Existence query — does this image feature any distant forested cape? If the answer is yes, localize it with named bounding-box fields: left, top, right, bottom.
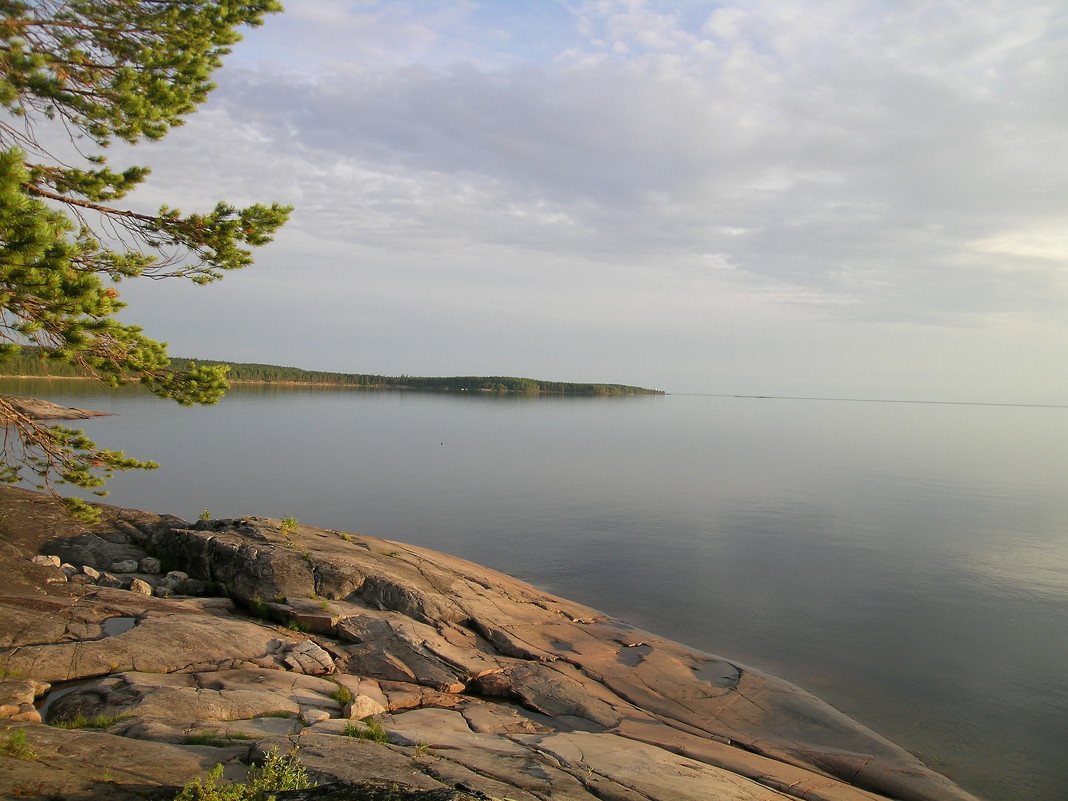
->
left=0, top=352, right=663, bottom=396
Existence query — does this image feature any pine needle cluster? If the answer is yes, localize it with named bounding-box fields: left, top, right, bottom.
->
left=0, top=1, right=290, bottom=518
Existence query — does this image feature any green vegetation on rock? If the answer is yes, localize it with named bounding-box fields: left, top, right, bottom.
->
left=51, top=711, right=125, bottom=730
left=175, top=748, right=315, bottom=801
left=343, top=718, right=389, bottom=743
left=0, top=729, right=37, bottom=760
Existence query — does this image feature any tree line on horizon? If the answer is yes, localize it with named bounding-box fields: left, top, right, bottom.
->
left=0, top=352, right=663, bottom=396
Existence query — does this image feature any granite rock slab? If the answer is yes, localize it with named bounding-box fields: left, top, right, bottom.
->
left=0, top=486, right=983, bottom=801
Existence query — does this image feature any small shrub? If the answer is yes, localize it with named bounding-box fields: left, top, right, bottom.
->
left=1, top=729, right=37, bottom=760
left=336, top=532, right=352, bottom=543
left=383, top=551, right=400, bottom=558
left=279, top=515, right=298, bottom=533
left=175, top=747, right=316, bottom=801
left=285, top=620, right=307, bottom=633
left=198, top=509, right=212, bottom=521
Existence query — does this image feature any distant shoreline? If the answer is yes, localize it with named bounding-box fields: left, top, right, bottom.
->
left=0, top=352, right=663, bottom=396
left=0, top=374, right=664, bottom=397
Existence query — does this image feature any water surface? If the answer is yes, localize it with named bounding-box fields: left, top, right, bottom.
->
left=6, top=378, right=1066, bottom=801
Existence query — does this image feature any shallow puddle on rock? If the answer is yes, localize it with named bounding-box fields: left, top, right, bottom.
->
left=691, top=659, right=741, bottom=688
left=616, top=643, right=652, bottom=667
left=101, top=616, right=137, bottom=637
left=35, top=677, right=100, bottom=721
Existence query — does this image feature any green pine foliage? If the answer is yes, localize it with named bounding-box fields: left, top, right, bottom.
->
left=0, top=1, right=290, bottom=519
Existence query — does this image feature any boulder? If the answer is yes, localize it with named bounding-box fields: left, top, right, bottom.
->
left=175, top=577, right=206, bottom=596
left=97, top=571, right=126, bottom=588
left=128, top=578, right=153, bottom=596
left=110, top=559, right=140, bottom=574
left=284, top=640, right=336, bottom=675
left=345, top=695, right=387, bottom=720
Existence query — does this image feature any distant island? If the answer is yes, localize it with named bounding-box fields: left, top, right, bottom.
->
left=0, top=352, right=664, bottom=396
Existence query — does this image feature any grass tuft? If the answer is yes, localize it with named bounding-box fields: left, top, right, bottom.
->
left=51, top=712, right=125, bottom=730
left=330, top=684, right=353, bottom=706
left=342, top=717, right=389, bottom=743
left=0, top=729, right=37, bottom=760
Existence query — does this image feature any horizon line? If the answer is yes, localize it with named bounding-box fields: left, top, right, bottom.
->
left=673, top=393, right=1068, bottom=410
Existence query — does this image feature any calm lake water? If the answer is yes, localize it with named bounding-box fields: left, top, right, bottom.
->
left=6, top=378, right=1067, bottom=801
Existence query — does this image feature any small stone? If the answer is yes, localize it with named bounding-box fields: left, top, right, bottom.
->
left=110, top=559, right=140, bottom=574
left=98, top=572, right=125, bottom=588
left=12, top=703, right=41, bottom=723
left=82, top=565, right=101, bottom=580
left=68, top=574, right=93, bottom=585
left=155, top=586, right=173, bottom=598
left=284, top=640, right=335, bottom=676
left=300, top=708, right=331, bottom=725
left=31, top=554, right=61, bottom=567
left=60, top=563, right=78, bottom=576
left=129, top=578, right=153, bottom=596
left=165, top=570, right=189, bottom=582
left=139, top=557, right=162, bottom=574
left=345, top=695, right=387, bottom=720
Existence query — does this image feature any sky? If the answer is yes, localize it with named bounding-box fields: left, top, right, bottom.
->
left=110, top=0, right=1068, bottom=402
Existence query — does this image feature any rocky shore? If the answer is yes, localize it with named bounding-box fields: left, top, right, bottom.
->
left=0, top=485, right=982, bottom=801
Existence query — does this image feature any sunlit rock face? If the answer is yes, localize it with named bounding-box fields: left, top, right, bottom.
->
left=0, top=486, right=980, bottom=801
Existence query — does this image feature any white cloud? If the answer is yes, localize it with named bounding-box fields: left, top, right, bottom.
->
left=102, top=0, right=1068, bottom=398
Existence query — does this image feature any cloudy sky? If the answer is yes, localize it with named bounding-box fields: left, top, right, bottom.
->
left=114, top=0, right=1068, bottom=402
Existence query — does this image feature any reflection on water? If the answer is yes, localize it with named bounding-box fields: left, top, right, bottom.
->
left=966, top=537, right=1068, bottom=600
left=4, top=380, right=1067, bottom=801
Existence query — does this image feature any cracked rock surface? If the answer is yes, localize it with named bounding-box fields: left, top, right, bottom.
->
left=0, top=486, right=982, bottom=801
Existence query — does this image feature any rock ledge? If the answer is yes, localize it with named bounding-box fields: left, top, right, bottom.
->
left=0, top=487, right=982, bottom=801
